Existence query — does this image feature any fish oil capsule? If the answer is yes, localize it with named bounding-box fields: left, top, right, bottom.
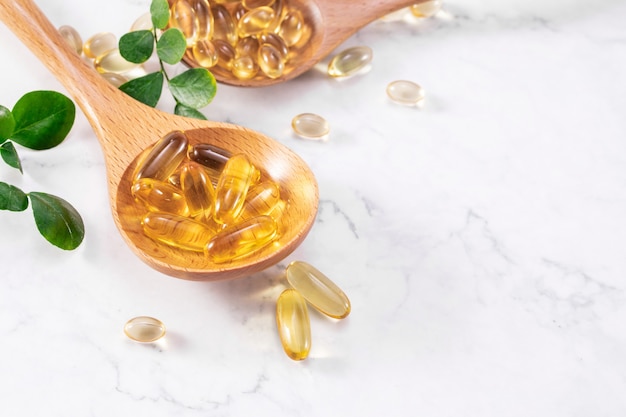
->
left=240, top=180, right=281, bottom=220
left=58, top=25, right=83, bottom=55
left=233, top=3, right=248, bottom=22
left=212, top=4, right=238, bottom=46
left=410, top=0, right=442, bottom=18
left=386, top=80, right=425, bottom=106
left=131, top=178, right=189, bottom=216
left=232, top=55, right=259, bottom=80
left=180, top=161, right=215, bottom=218
left=291, top=113, right=330, bottom=140
left=286, top=261, right=351, bottom=319
left=100, top=72, right=128, bottom=88
left=267, top=0, right=286, bottom=32
left=236, top=36, right=260, bottom=59
left=242, top=0, right=275, bottom=10
left=169, top=0, right=199, bottom=47
left=189, top=142, right=232, bottom=180
left=94, top=48, right=139, bottom=74
left=259, top=32, right=288, bottom=61
left=142, top=211, right=215, bottom=251
left=205, top=215, right=278, bottom=262
left=213, top=153, right=257, bottom=224
left=258, top=43, right=284, bottom=78
left=237, top=6, right=275, bottom=37
left=276, top=289, right=311, bottom=361
left=124, top=316, right=166, bottom=343
left=213, top=39, right=237, bottom=70
left=327, top=46, right=373, bottom=78
left=131, top=12, right=153, bottom=31
left=190, top=0, right=214, bottom=39
left=134, top=130, right=189, bottom=182
left=83, top=32, right=117, bottom=59
left=192, top=39, right=219, bottom=67
left=278, top=9, right=304, bottom=47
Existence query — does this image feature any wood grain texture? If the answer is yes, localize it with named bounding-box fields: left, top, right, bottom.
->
left=0, top=0, right=319, bottom=281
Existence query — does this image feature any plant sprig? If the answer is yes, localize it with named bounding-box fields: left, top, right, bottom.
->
left=0, top=91, right=84, bottom=250
left=118, top=0, right=216, bottom=119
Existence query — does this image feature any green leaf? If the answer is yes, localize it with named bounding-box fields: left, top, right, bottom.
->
left=156, top=28, right=187, bottom=65
left=119, top=72, right=164, bottom=108
left=28, top=191, right=84, bottom=250
left=0, top=105, right=15, bottom=142
left=0, top=182, right=28, bottom=211
left=0, top=141, right=22, bottom=173
left=174, top=103, right=207, bottom=120
left=119, top=30, right=154, bottom=64
left=11, top=91, right=75, bottom=150
left=151, top=0, right=171, bottom=30
left=169, top=68, right=217, bottom=109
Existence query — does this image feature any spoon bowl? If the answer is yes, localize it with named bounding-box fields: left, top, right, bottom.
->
left=180, top=0, right=430, bottom=87
left=0, top=0, right=319, bottom=281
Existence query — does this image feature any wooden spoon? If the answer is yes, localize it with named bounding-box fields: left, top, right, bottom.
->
left=0, top=0, right=319, bottom=281
left=182, top=0, right=431, bottom=87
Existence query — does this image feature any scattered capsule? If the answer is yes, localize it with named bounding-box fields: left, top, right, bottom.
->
left=124, top=316, right=166, bottom=343
left=291, top=113, right=330, bottom=140
left=327, top=46, right=373, bottom=78
left=205, top=215, right=277, bottom=262
left=278, top=9, right=304, bottom=47
left=170, top=0, right=200, bottom=47
left=213, top=153, right=257, bottom=224
left=286, top=261, right=351, bottom=319
left=131, top=178, right=189, bottom=216
left=237, top=6, right=275, bottom=37
left=213, top=39, right=237, bottom=70
left=276, top=289, right=311, bottom=360
left=142, top=211, right=215, bottom=251
left=100, top=72, right=128, bottom=88
left=212, top=4, right=238, bottom=46
left=131, top=12, right=153, bottom=31
left=180, top=161, right=215, bottom=218
left=240, top=180, right=281, bottom=220
left=94, top=48, right=139, bottom=74
left=410, top=0, right=442, bottom=18
left=134, top=130, right=189, bottom=182
left=192, top=39, right=219, bottom=68
left=232, top=55, right=259, bottom=80
left=83, top=32, right=117, bottom=59
left=58, top=25, right=83, bottom=55
left=386, top=80, right=425, bottom=106
left=258, top=43, right=285, bottom=78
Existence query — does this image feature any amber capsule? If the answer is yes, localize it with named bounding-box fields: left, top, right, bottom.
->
left=192, top=39, right=219, bottom=68
left=240, top=180, right=281, bottom=220
left=212, top=4, right=238, bottom=46
left=189, top=142, right=232, bottom=178
left=131, top=178, right=189, bottom=216
left=180, top=161, right=215, bottom=218
left=233, top=3, right=248, bottom=22
left=410, top=0, right=442, bottom=18
left=124, top=316, right=166, bottom=343
left=237, top=6, right=275, bottom=37
left=278, top=9, right=304, bottom=47
left=258, top=43, right=285, bottom=78
left=169, top=0, right=199, bottom=47
left=232, top=55, right=259, bottom=80
left=142, top=211, right=215, bottom=251
left=58, top=25, right=83, bottom=55
left=286, top=261, right=351, bottom=319
left=236, top=36, right=260, bottom=58
left=327, top=46, right=373, bottom=78
left=276, top=289, right=311, bottom=361
left=213, top=39, right=237, bottom=70
left=190, top=0, right=214, bottom=40
left=83, top=32, right=117, bottom=59
left=94, top=48, right=139, bottom=74
left=213, top=153, right=257, bottom=224
left=259, top=32, right=288, bottom=61
left=134, top=130, right=189, bottom=182
left=205, top=215, right=278, bottom=262
left=267, top=0, right=285, bottom=32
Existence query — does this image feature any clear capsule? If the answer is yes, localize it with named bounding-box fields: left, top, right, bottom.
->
left=286, top=261, right=351, bottom=319
left=58, top=25, right=83, bottom=55
left=94, top=48, right=139, bottom=74
left=189, top=142, right=232, bottom=181
left=205, top=215, right=278, bottom=262
left=278, top=9, right=304, bottom=47
left=240, top=180, right=281, bottom=220
left=237, top=6, right=275, bottom=37
left=212, top=4, right=238, bottom=46
left=131, top=12, right=153, bottom=31
left=180, top=161, right=215, bottom=218
left=100, top=72, right=128, bottom=88
left=213, top=153, right=257, bottom=224
left=258, top=43, right=285, bottom=78
left=142, top=211, right=215, bottom=251
left=191, top=0, right=214, bottom=40
left=236, top=36, right=260, bottom=58
left=232, top=55, right=259, bottom=80
left=213, top=39, right=237, bottom=70
left=291, top=113, right=329, bottom=140
left=386, top=80, right=425, bottom=106
left=327, top=46, right=373, bottom=78
left=83, top=32, right=117, bottom=59
left=134, top=130, right=189, bottom=182
left=192, top=39, right=219, bottom=67
left=131, top=178, right=189, bottom=216
left=258, top=32, right=288, bottom=61
left=410, top=0, right=442, bottom=18
left=276, top=289, right=311, bottom=361
left=124, top=316, right=166, bottom=343
left=169, top=0, right=199, bottom=47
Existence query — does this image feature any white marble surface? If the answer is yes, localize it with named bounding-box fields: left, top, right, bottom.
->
left=1, top=0, right=625, bottom=415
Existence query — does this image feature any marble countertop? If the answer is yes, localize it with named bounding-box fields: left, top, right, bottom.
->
left=1, top=0, right=625, bottom=415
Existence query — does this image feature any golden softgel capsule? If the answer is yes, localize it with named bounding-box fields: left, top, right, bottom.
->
left=205, top=215, right=278, bottom=262
left=286, top=261, right=351, bottom=319
left=213, top=153, right=257, bottom=224
left=134, top=130, right=189, bottom=182
left=327, top=46, right=373, bottom=78
left=142, top=211, right=215, bottom=251
left=180, top=161, right=215, bottom=219
left=276, top=289, right=311, bottom=360
left=131, top=177, right=189, bottom=216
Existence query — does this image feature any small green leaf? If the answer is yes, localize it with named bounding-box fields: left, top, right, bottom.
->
left=157, top=28, right=187, bottom=65
left=0, top=182, right=28, bottom=211
left=28, top=191, right=84, bottom=250
left=0, top=105, right=15, bottom=142
left=151, top=0, right=171, bottom=30
left=11, top=91, right=75, bottom=150
left=0, top=141, right=22, bottom=173
left=119, top=30, right=154, bottom=64
left=119, top=72, right=164, bottom=108
left=169, top=68, right=217, bottom=109
left=174, top=103, right=208, bottom=120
